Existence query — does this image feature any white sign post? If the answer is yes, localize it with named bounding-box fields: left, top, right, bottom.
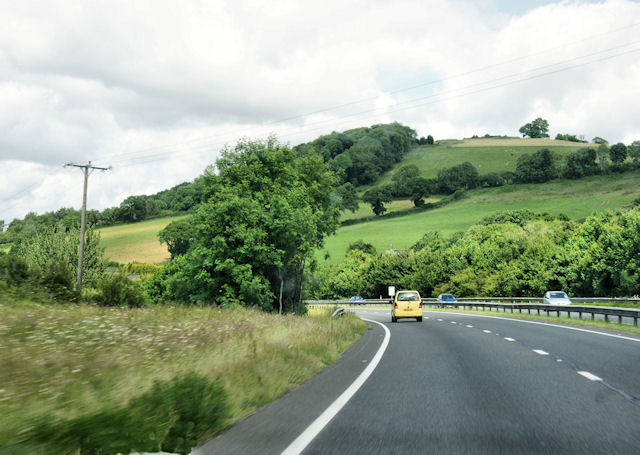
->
left=388, top=286, right=395, bottom=297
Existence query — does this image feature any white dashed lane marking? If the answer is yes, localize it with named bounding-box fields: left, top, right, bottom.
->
left=533, top=349, right=549, bottom=356
left=504, top=337, right=515, bottom=342
left=483, top=330, right=492, bottom=334
left=466, top=325, right=473, bottom=328
left=578, top=371, right=603, bottom=382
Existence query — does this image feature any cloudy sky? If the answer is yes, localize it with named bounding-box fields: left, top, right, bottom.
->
left=1, top=0, right=639, bottom=225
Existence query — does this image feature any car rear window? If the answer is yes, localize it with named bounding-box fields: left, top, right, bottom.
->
left=442, top=294, right=454, bottom=299
left=397, top=292, right=420, bottom=301
left=550, top=292, right=567, bottom=298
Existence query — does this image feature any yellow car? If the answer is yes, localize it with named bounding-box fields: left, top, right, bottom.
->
left=391, top=290, right=423, bottom=322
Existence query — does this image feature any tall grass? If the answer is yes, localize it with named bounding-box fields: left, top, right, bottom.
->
left=0, top=297, right=367, bottom=452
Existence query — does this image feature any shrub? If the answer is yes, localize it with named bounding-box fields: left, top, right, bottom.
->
left=41, top=260, right=78, bottom=301
left=94, top=273, right=148, bottom=307
left=121, top=262, right=163, bottom=277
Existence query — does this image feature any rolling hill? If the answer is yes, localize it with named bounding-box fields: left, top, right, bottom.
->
left=96, top=138, right=639, bottom=265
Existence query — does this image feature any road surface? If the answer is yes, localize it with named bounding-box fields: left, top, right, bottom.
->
left=196, top=309, right=640, bottom=454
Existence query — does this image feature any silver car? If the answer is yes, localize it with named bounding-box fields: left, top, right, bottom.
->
left=543, top=291, right=571, bottom=305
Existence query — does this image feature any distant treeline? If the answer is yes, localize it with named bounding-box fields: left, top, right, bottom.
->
left=1, top=179, right=206, bottom=243
left=293, top=122, right=418, bottom=186
left=2, top=122, right=421, bottom=242
left=309, top=207, right=640, bottom=300
left=361, top=142, right=640, bottom=216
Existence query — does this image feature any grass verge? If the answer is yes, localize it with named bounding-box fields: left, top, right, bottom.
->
left=0, top=296, right=367, bottom=453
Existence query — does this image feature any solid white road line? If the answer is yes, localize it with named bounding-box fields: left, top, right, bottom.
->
left=281, top=318, right=390, bottom=455
left=577, top=371, right=603, bottom=382
left=533, top=349, right=549, bottom=355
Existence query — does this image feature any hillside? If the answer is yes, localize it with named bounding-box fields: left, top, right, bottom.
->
left=320, top=170, right=640, bottom=263
left=375, top=137, right=587, bottom=185
left=94, top=138, right=637, bottom=265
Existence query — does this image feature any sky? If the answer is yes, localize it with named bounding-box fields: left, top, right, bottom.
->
left=1, top=0, right=640, bottom=226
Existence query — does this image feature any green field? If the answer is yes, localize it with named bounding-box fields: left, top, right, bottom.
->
left=98, top=215, right=187, bottom=264
left=320, top=171, right=640, bottom=263
left=92, top=138, right=636, bottom=266
left=376, top=138, right=586, bottom=186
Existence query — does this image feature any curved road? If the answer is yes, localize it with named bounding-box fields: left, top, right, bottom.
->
left=197, top=309, right=640, bottom=454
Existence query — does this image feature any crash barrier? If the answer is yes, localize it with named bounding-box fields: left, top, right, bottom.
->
left=304, top=299, right=640, bottom=326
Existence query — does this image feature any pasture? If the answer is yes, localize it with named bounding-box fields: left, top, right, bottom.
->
left=320, top=170, right=640, bottom=263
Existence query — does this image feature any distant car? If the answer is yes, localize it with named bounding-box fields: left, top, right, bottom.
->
left=349, top=296, right=365, bottom=302
left=543, top=291, right=571, bottom=305
left=391, top=290, right=423, bottom=322
left=437, top=293, right=457, bottom=307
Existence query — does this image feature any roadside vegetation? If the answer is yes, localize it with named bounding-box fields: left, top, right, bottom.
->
left=310, top=207, right=640, bottom=300
left=0, top=297, right=366, bottom=453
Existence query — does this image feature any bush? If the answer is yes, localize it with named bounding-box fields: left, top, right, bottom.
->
left=94, top=273, right=148, bottom=307
left=28, top=372, right=228, bottom=455
left=121, top=262, right=163, bottom=277
left=41, top=260, right=78, bottom=301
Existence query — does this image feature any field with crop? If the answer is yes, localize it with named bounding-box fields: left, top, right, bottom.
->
left=0, top=297, right=366, bottom=452
left=97, top=215, right=188, bottom=264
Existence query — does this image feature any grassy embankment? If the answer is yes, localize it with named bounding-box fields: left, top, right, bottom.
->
left=0, top=297, right=367, bottom=451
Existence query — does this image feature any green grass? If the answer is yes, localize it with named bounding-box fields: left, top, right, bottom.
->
left=0, top=297, right=367, bottom=451
left=377, top=138, right=586, bottom=185
left=97, top=215, right=188, bottom=264
left=320, top=171, right=640, bottom=263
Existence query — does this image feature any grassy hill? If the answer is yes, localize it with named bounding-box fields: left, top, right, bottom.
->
left=95, top=138, right=636, bottom=265
left=98, top=215, right=188, bottom=264
left=376, top=138, right=586, bottom=184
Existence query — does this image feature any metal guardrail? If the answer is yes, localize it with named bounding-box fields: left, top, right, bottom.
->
left=304, top=299, right=640, bottom=326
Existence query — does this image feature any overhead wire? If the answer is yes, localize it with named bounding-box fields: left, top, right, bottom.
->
left=91, top=21, right=640, bottom=168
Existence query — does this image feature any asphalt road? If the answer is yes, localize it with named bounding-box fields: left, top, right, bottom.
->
left=197, top=309, right=640, bottom=454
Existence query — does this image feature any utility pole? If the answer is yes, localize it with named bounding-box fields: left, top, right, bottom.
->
left=65, top=162, right=110, bottom=291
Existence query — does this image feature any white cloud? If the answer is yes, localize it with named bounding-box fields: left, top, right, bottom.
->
left=1, top=0, right=639, bottom=225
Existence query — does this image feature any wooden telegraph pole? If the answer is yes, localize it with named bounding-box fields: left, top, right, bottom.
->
left=65, top=162, right=110, bottom=291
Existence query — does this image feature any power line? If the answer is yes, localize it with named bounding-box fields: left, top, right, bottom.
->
left=91, top=21, right=640, bottom=168
left=95, top=41, right=640, bottom=169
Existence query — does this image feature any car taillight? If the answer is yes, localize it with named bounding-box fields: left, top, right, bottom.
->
left=394, top=301, right=398, bottom=308
left=419, top=300, right=422, bottom=308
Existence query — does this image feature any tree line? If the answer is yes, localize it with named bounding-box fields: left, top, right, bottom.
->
left=360, top=142, right=640, bottom=216
left=309, top=207, right=640, bottom=300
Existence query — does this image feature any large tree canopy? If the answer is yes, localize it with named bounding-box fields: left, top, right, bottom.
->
left=149, top=137, right=341, bottom=311
left=518, top=117, right=550, bottom=138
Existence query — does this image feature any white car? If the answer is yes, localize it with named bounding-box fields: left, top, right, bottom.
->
left=543, top=291, right=571, bottom=305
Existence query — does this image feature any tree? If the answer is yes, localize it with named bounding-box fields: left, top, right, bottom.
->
left=392, top=165, right=420, bottom=197
left=407, top=177, right=432, bottom=207
left=609, top=142, right=628, bottom=165
left=346, top=240, right=377, bottom=256
left=147, top=137, right=341, bottom=312
left=336, top=183, right=359, bottom=213
left=362, top=186, right=393, bottom=216
left=515, top=149, right=559, bottom=183
left=564, top=148, right=598, bottom=179
left=629, top=140, right=640, bottom=163
left=427, top=135, right=434, bottom=145
left=592, top=137, right=608, bottom=145
left=436, top=162, right=479, bottom=194
left=518, top=117, right=550, bottom=138
left=158, top=218, right=194, bottom=259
